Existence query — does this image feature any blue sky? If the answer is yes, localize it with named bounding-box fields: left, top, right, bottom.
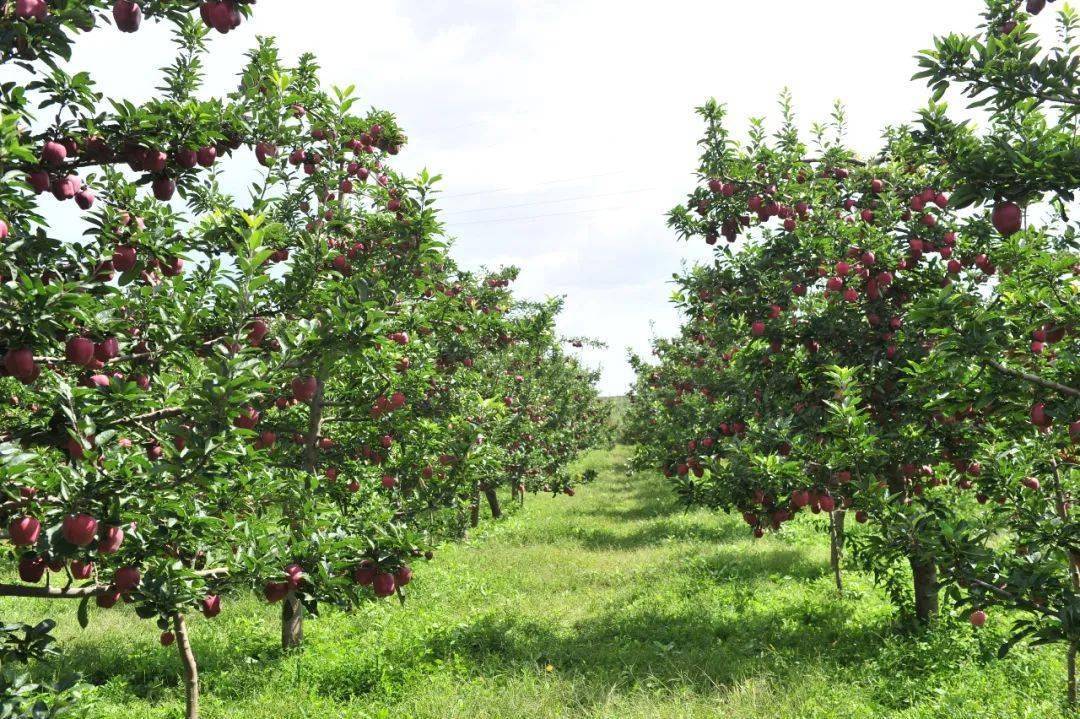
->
left=53, top=0, right=991, bottom=394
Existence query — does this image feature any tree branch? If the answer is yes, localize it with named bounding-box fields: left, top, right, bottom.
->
left=986, top=359, right=1080, bottom=398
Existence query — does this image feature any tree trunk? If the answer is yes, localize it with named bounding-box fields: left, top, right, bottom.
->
left=887, top=470, right=938, bottom=622
left=910, top=557, right=939, bottom=622
left=829, top=510, right=845, bottom=593
left=281, top=591, right=303, bottom=650
left=172, top=614, right=199, bottom=719
left=484, top=486, right=502, bottom=519
left=469, top=481, right=480, bottom=528
left=283, top=371, right=326, bottom=651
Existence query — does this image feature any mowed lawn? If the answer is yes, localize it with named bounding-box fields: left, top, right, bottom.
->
left=3, top=445, right=1070, bottom=718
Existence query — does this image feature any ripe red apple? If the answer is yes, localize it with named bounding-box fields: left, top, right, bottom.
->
left=992, top=202, right=1022, bottom=236
left=394, top=565, right=413, bottom=587
left=112, top=1, right=142, bottom=32
left=201, top=594, right=222, bottom=618
left=350, top=562, right=377, bottom=586
left=372, top=572, right=396, bottom=598
left=1070, top=420, right=1080, bottom=444
left=15, top=0, right=49, bottom=19
left=98, top=525, right=124, bottom=554
left=62, top=513, right=98, bottom=547
left=74, top=188, right=95, bottom=209
left=152, top=176, right=175, bottom=201
left=855, top=510, right=868, bottom=524
left=96, top=591, right=122, bottom=609
left=4, top=347, right=36, bottom=381
left=255, top=142, right=278, bottom=166
left=234, top=406, right=260, bottom=429
left=381, top=475, right=397, bottom=489
left=175, top=148, right=198, bottom=168
left=8, top=516, right=41, bottom=546
left=969, top=610, right=987, bottom=627
left=751, top=321, right=766, bottom=337
left=1021, top=477, right=1041, bottom=491
left=112, top=245, right=137, bottom=272
left=160, top=631, right=176, bottom=646
left=114, top=565, right=140, bottom=591
left=284, top=563, right=304, bottom=589
left=71, top=560, right=93, bottom=580
left=95, top=337, right=120, bottom=362
left=42, top=141, right=67, bottom=166
left=291, top=375, right=318, bottom=402
left=263, top=581, right=289, bottom=603
left=197, top=146, right=217, bottom=167
left=18, top=554, right=45, bottom=583
left=1030, top=402, right=1050, bottom=427
left=947, top=259, right=962, bottom=274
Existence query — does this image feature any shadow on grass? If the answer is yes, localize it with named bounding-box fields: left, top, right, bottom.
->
left=310, top=591, right=888, bottom=707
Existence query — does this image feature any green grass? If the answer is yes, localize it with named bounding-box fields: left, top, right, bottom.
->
left=3, top=446, right=1071, bottom=718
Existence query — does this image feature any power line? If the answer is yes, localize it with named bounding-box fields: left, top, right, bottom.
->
left=444, top=187, right=657, bottom=216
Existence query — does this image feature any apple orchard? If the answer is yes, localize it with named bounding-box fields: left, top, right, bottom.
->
left=0, top=1, right=608, bottom=717
left=2, top=0, right=1080, bottom=717
left=627, top=0, right=1079, bottom=708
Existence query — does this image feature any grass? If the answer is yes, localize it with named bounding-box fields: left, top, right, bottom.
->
left=3, top=445, right=1071, bottom=718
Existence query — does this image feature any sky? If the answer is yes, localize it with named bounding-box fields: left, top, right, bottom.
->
left=45, top=0, right=993, bottom=395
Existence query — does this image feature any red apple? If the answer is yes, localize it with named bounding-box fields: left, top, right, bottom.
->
left=394, top=565, right=413, bottom=587
left=969, top=610, right=987, bottom=627
left=201, top=595, right=222, bottom=618
left=114, top=565, right=140, bottom=591
left=62, top=513, right=98, bottom=547
left=70, top=560, right=93, bottom=580
left=8, top=516, right=40, bottom=546
left=352, top=561, right=376, bottom=586
left=112, top=244, right=137, bottom=272
left=18, top=554, right=45, bottom=583
left=112, top=1, right=142, bottom=32
left=373, top=572, right=396, bottom=597
left=98, top=525, right=124, bottom=554
left=291, top=375, right=318, bottom=402
left=992, top=202, right=1022, bottom=236
left=41, top=141, right=67, bottom=166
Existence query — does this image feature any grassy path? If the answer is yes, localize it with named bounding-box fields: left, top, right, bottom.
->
left=5, top=446, right=1069, bottom=718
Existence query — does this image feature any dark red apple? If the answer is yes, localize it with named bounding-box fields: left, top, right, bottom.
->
left=18, top=554, right=45, bottom=583
left=291, top=375, right=318, bottom=402
left=992, top=202, right=1022, bottom=236
left=352, top=561, right=376, bottom=586
left=372, top=572, right=396, bottom=597
left=114, top=566, right=141, bottom=591
left=112, top=1, right=142, bottom=32
left=394, top=565, right=413, bottom=586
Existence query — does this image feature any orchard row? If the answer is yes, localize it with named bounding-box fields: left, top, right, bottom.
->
left=628, top=0, right=1079, bottom=707
left=0, top=2, right=607, bottom=718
